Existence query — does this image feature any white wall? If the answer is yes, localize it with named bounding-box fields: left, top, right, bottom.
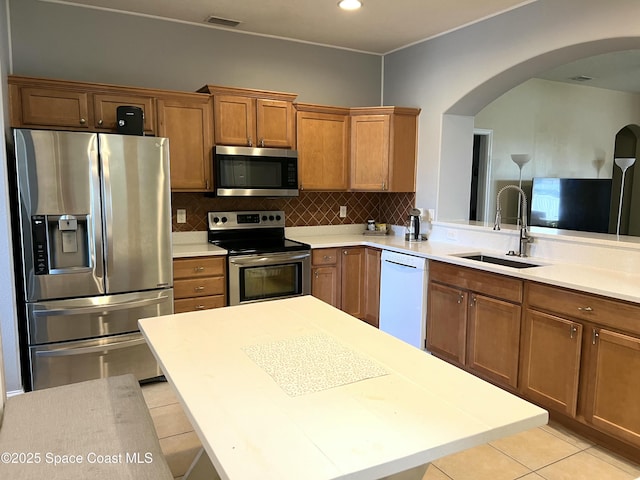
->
left=474, top=78, right=640, bottom=218
left=383, top=0, right=640, bottom=222
left=0, top=0, right=21, bottom=394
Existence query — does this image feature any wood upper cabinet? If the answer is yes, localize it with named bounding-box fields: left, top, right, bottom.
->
left=11, top=84, right=92, bottom=130
left=9, top=75, right=157, bottom=134
left=585, top=328, right=640, bottom=447
left=427, top=260, right=523, bottom=389
left=199, top=85, right=297, bottom=148
left=92, top=93, right=156, bottom=135
left=295, top=103, right=350, bottom=191
left=520, top=309, right=583, bottom=417
left=349, top=107, right=420, bottom=192
left=156, top=93, right=214, bottom=192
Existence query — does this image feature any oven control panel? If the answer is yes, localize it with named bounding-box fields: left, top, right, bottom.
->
left=208, top=211, right=285, bottom=230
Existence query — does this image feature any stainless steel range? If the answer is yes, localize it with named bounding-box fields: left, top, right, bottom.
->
left=207, top=211, right=310, bottom=305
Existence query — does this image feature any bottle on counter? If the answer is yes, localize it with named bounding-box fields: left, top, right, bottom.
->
left=367, top=219, right=376, bottom=231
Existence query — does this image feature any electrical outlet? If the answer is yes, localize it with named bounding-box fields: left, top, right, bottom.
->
left=177, top=209, right=187, bottom=224
left=428, top=209, right=435, bottom=221
left=339, top=206, right=347, bottom=218
left=445, top=229, right=457, bottom=241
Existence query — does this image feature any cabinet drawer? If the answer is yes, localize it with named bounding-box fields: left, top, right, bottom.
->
left=174, top=295, right=225, bottom=313
left=312, top=248, right=339, bottom=266
left=173, top=257, right=225, bottom=279
left=527, top=282, right=640, bottom=336
left=174, top=277, right=225, bottom=299
left=429, top=261, right=523, bottom=303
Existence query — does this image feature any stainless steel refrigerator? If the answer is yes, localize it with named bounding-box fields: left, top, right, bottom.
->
left=13, top=129, right=174, bottom=390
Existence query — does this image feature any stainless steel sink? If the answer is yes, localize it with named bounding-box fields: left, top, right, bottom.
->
left=459, top=254, right=540, bottom=269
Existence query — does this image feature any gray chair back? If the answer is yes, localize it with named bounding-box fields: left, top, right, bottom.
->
left=0, top=324, right=5, bottom=428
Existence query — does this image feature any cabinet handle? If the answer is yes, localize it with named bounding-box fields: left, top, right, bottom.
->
left=570, top=325, right=578, bottom=339
left=79, top=118, right=86, bottom=125
left=323, top=255, right=333, bottom=261
left=206, top=180, right=210, bottom=190
left=343, top=250, right=348, bottom=255
left=592, top=329, right=599, bottom=345
left=259, top=138, right=265, bottom=147
left=314, top=271, right=319, bottom=279
left=97, top=119, right=104, bottom=126
left=194, top=286, right=205, bottom=292
left=578, top=306, right=593, bottom=312
left=300, top=184, right=304, bottom=191
left=457, top=292, right=464, bottom=304
left=382, top=181, right=386, bottom=191
left=469, top=295, right=477, bottom=307
left=194, top=266, right=205, bottom=272
left=247, top=136, right=253, bottom=147
left=195, top=305, right=205, bottom=310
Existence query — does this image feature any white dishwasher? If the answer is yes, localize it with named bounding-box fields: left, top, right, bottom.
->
left=379, top=250, right=428, bottom=349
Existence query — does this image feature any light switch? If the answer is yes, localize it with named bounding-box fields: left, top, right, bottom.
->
left=177, top=209, right=187, bottom=224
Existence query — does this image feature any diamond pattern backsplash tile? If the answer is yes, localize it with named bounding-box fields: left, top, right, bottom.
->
left=171, top=192, right=415, bottom=231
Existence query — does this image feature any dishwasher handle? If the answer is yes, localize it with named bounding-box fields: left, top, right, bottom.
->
left=383, top=259, right=418, bottom=269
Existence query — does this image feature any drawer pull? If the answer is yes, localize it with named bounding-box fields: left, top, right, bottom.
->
left=194, top=286, right=205, bottom=292
left=195, top=305, right=205, bottom=310
left=578, top=306, right=593, bottom=312
left=323, top=255, right=333, bottom=261
left=194, top=266, right=205, bottom=272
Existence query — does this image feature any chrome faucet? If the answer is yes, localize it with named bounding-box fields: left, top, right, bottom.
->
left=493, top=185, right=533, bottom=257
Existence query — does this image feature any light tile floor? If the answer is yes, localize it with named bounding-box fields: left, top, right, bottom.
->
left=142, top=380, right=640, bottom=480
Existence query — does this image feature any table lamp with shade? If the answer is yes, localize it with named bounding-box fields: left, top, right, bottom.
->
left=614, top=157, right=636, bottom=236
left=511, top=154, right=531, bottom=226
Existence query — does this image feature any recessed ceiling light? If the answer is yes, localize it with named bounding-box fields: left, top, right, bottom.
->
left=338, top=0, right=362, bottom=11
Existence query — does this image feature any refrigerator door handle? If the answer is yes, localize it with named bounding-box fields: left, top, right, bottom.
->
left=32, top=295, right=171, bottom=317
left=34, top=337, right=147, bottom=357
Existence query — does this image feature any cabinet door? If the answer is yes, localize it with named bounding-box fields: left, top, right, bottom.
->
left=520, top=309, right=582, bottom=416
left=256, top=99, right=294, bottom=148
left=426, top=282, right=467, bottom=366
left=312, top=266, right=341, bottom=308
left=363, top=248, right=381, bottom=328
left=350, top=115, right=390, bottom=191
left=296, top=110, right=349, bottom=190
left=93, top=93, right=156, bottom=135
left=18, top=87, right=91, bottom=129
left=341, top=247, right=365, bottom=319
left=213, top=95, right=255, bottom=146
left=466, top=294, right=521, bottom=389
left=157, top=95, right=213, bottom=192
left=585, top=328, right=640, bottom=446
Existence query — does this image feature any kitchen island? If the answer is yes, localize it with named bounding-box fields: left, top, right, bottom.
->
left=139, top=295, right=547, bottom=480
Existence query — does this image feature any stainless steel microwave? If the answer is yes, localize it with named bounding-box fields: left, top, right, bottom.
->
left=213, top=145, right=299, bottom=197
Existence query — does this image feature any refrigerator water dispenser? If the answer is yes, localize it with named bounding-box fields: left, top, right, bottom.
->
left=33, top=214, right=91, bottom=273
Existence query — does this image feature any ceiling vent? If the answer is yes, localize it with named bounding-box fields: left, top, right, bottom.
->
left=569, top=75, right=593, bottom=82
left=204, top=15, right=242, bottom=27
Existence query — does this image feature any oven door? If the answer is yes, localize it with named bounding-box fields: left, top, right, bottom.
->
left=228, top=251, right=310, bottom=305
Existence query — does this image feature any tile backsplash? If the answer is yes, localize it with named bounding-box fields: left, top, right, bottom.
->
left=172, top=192, right=416, bottom=231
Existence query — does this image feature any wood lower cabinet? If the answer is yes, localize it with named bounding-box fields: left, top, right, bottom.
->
left=311, top=248, right=341, bottom=309
left=173, top=256, right=226, bottom=313
left=295, top=103, right=349, bottom=191
left=311, top=247, right=380, bottom=324
left=585, top=328, right=640, bottom=446
left=520, top=309, right=583, bottom=417
left=157, top=93, right=214, bottom=192
left=363, top=247, right=381, bottom=328
left=427, top=261, right=523, bottom=389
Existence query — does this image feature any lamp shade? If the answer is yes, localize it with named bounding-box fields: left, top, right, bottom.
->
left=614, top=157, right=636, bottom=171
left=511, top=154, right=531, bottom=168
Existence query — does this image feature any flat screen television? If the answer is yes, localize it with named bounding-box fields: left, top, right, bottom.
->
left=530, top=178, right=612, bottom=233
